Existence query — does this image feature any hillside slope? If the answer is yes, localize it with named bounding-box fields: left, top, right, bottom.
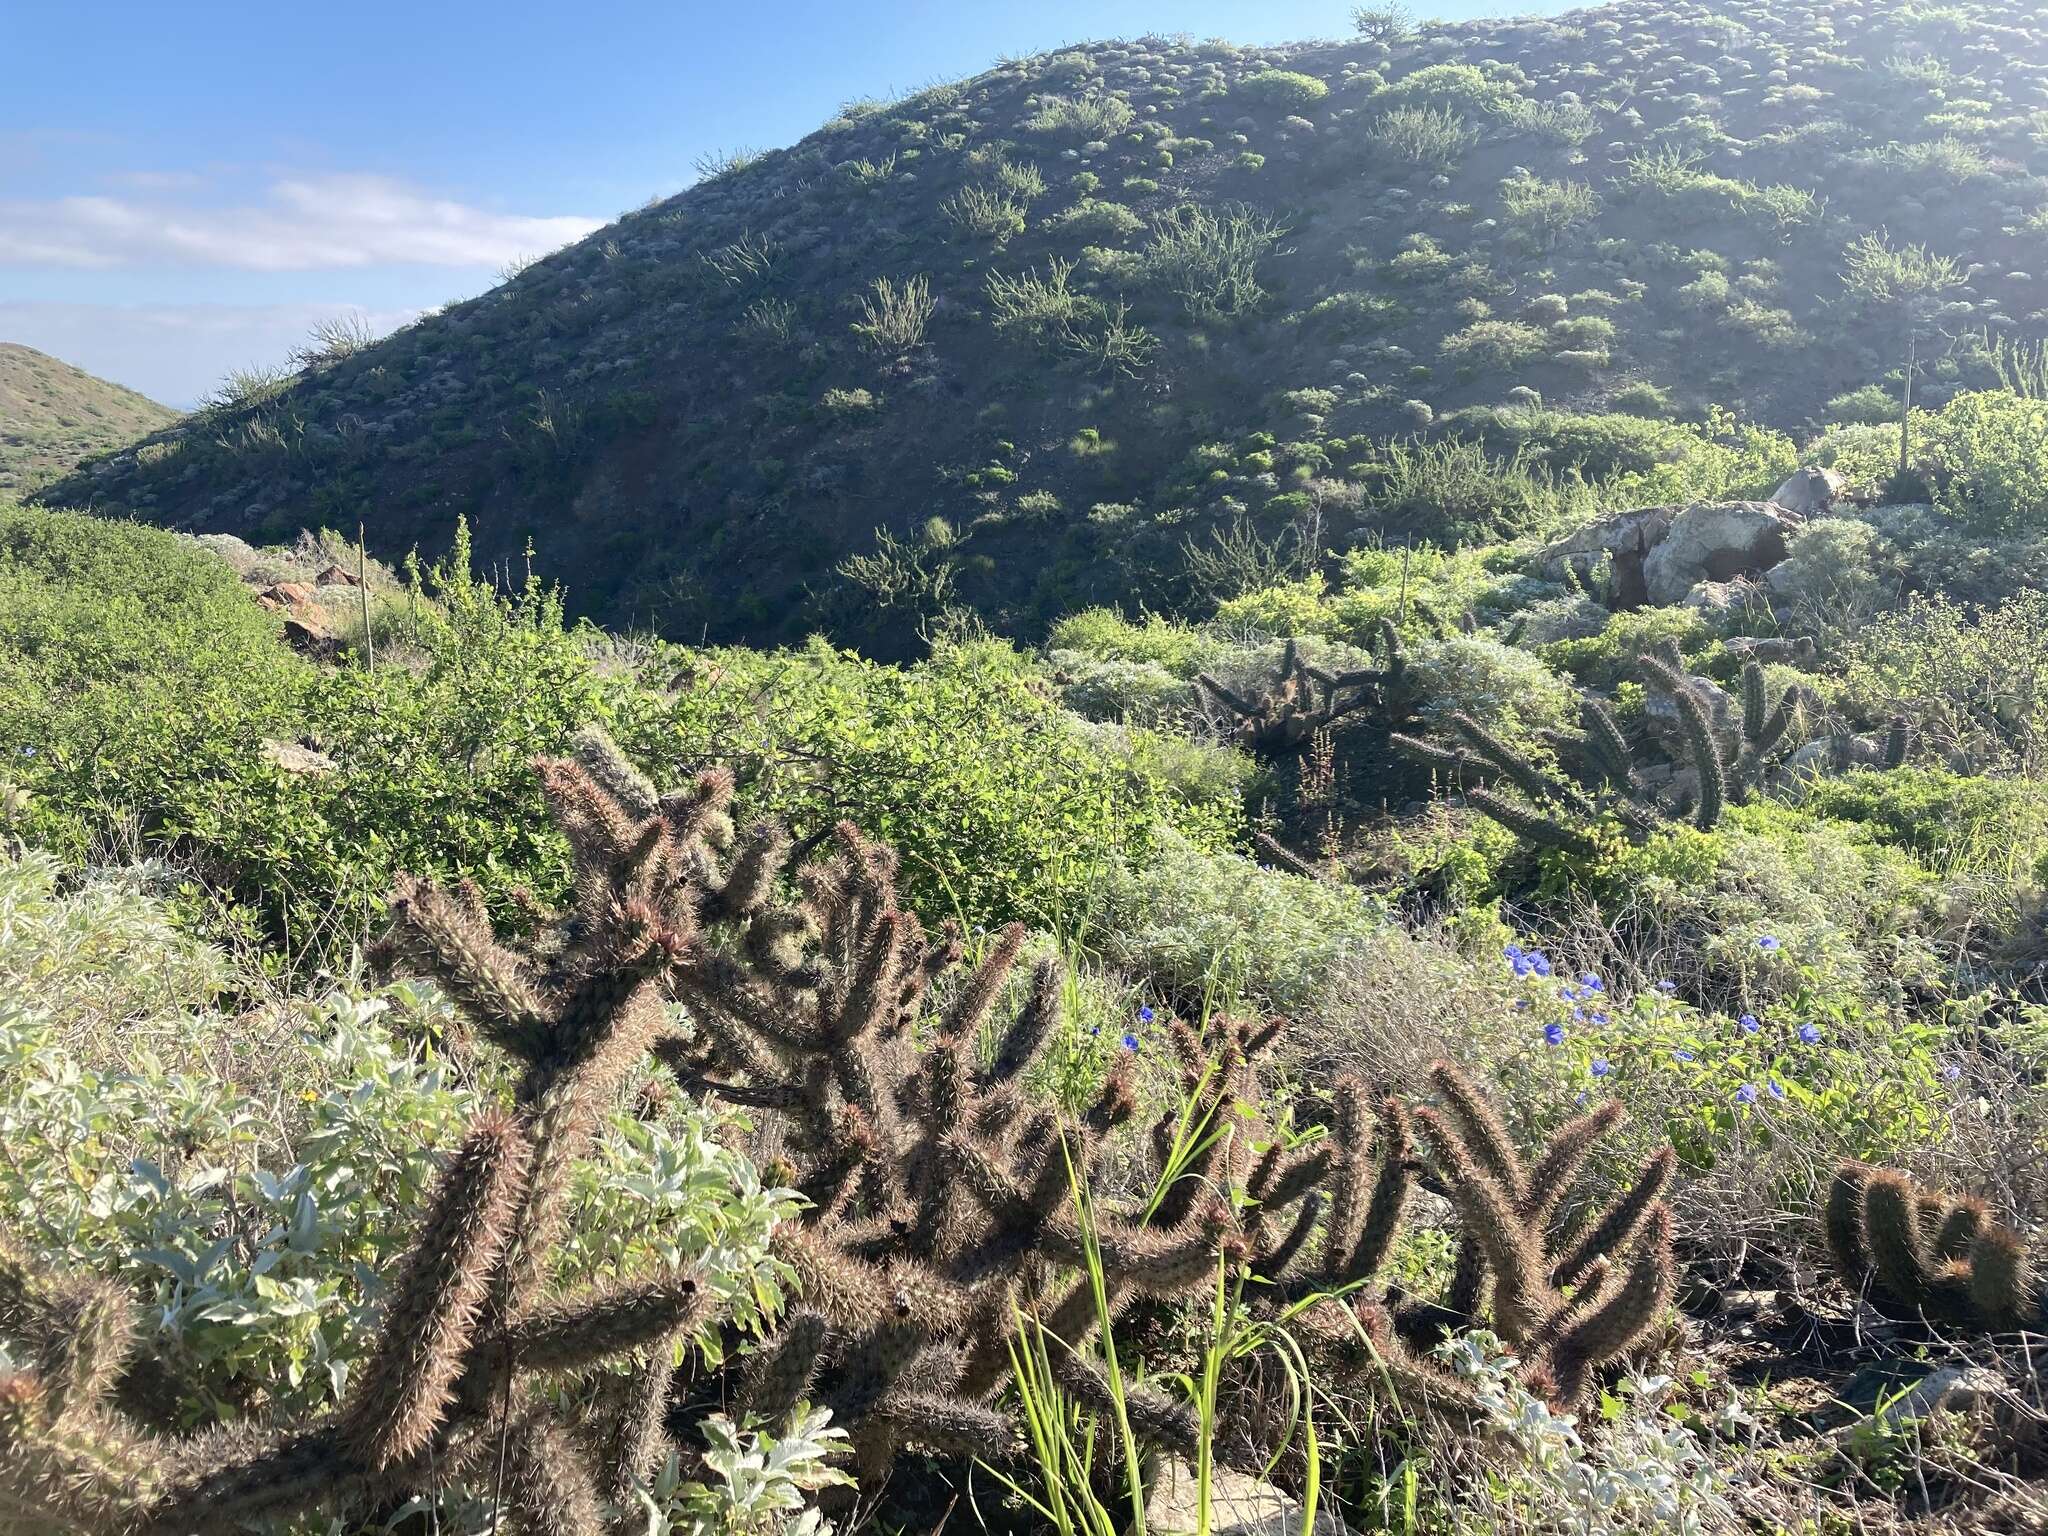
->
left=45, top=0, right=2048, bottom=650
left=1, top=344, right=178, bottom=494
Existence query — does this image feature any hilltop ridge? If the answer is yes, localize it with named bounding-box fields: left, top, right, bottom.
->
left=44, top=0, right=2048, bottom=650
left=0, top=343, right=179, bottom=494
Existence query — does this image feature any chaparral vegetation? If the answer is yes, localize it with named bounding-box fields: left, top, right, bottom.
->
left=11, top=0, right=2048, bottom=1532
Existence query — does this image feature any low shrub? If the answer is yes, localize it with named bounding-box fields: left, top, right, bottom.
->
left=1439, top=319, right=1549, bottom=369
left=1367, top=105, right=1477, bottom=175
left=1024, top=93, right=1136, bottom=138
left=1235, top=69, right=1328, bottom=109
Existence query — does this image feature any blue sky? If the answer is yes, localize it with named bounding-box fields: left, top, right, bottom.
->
left=0, top=0, right=1566, bottom=406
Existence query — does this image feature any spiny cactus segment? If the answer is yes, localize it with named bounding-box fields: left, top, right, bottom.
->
left=1395, top=650, right=1814, bottom=853
left=1194, top=631, right=1402, bottom=754
left=1826, top=1162, right=2046, bottom=1334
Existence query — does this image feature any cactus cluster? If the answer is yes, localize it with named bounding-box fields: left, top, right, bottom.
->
left=1194, top=628, right=1406, bottom=754
left=0, top=736, right=746, bottom=1532
left=1276, top=1064, right=1677, bottom=1421
left=1395, top=652, right=1810, bottom=854
left=1826, top=1163, right=2045, bottom=1334
left=0, top=728, right=1686, bottom=1527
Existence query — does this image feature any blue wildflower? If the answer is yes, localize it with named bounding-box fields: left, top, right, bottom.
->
left=1579, top=973, right=1604, bottom=994
left=1571, top=1007, right=1587, bottom=1023
left=1738, top=1014, right=1759, bottom=1035
left=1734, top=1083, right=1758, bottom=1105
left=1559, top=984, right=1582, bottom=1003
left=1591, top=1011, right=1609, bottom=1026
left=1513, top=998, right=1530, bottom=1013
left=1590, top=1058, right=1612, bottom=1078
left=1528, top=951, right=1554, bottom=978
left=1756, top=935, right=1781, bottom=952
left=1797, top=1023, right=1821, bottom=1046
left=1543, top=1023, right=1565, bottom=1047
left=1768, top=1078, right=1786, bottom=1099
left=1672, top=1048, right=1696, bottom=1062
left=1138, top=1005, right=1155, bottom=1024
left=1941, top=1061, right=1963, bottom=1082
left=1654, top=979, right=1678, bottom=994
left=1121, top=1032, right=1139, bottom=1052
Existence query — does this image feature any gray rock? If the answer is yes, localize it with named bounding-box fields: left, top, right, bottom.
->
left=262, top=740, right=338, bottom=776
left=1785, top=733, right=1890, bottom=777
left=1681, top=577, right=1759, bottom=613
left=1768, top=465, right=1848, bottom=517
left=1148, top=1458, right=1354, bottom=1536
left=1726, top=635, right=1816, bottom=666
left=1539, top=505, right=1674, bottom=606
left=1642, top=502, right=1801, bottom=607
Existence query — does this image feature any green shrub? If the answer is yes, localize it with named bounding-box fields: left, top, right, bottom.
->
left=1376, top=63, right=1523, bottom=116
left=1048, top=607, right=1221, bottom=674
left=1498, top=172, right=1600, bottom=245
left=821, top=386, right=878, bottom=414
left=1367, top=105, right=1477, bottom=174
left=1050, top=651, right=1191, bottom=726
left=3, top=511, right=1238, bottom=948
left=1351, top=4, right=1414, bottom=41
left=1919, top=390, right=2048, bottom=535
left=0, top=863, right=790, bottom=1425
left=1459, top=408, right=1794, bottom=505
left=1353, top=438, right=1596, bottom=541
left=1800, top=767, right=2048, bottom=889
left=941, top=181, right=1029, bottom=240
left=1405, top=633, right=1577, bottom=745
left=1213, top=575, right=1339, bottom=639
left=1137, top=202, right=1288, bottom=320
left=1235, top=69, right=1329, bottom=109
left=1324, top=542, right=1514, bottom=640
left=1826, top=383, right=1899, bottom=425
left=1621, top=148, right=1818, bottom=229
left=1612, top=382, right=1675, bottom=418
left=630, top=636, right=1242, bottom=929
left=1495, top=95, right=1598, bottom=146
left=1051, top=197, right=1148, bottom=242
left=1087, top=831, right=1387, bottom=1015
left=1024, top=93, right=1136, bottom=138
left=1768, top=519, right=1904, bottom=640
left=1844, top=589, right=2048, bottom=774
left=1439, top=319, right=1548, bottom=369
left=1543, top=607, right=1712, bottom=687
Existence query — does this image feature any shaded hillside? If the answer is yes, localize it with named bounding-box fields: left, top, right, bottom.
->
left=0, top=344, right=178, bottom=494
left=47, top=0, right=2048, bottom=650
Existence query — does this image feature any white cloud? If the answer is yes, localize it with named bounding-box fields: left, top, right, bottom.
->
left=0, top=173, right=602, bottom=271
left=0, top=301, right=426, bottom=409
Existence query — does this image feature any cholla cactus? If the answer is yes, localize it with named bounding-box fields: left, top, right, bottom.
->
left=1194, top=633, right=1394, bottom=753
left=1826, top=1162, right=2045, bottom=1333
left=1392, top=701, right=1659, bottom=856
left=1268, top=1063, right=1677, bottom=1420
left=0, top=734, right=744, bottom=1532
left=1395, top=651, right=1814, bottom=853
left=0, top=728, right=1688, bottom=1528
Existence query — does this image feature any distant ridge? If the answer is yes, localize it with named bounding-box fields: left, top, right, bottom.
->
left=0, top=343, right=179, bottom=495
left=43, top=0, right=2048, bottom=650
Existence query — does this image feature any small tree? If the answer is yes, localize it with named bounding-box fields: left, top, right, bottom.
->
left=1840, top=233, right=1970, bottom=480
left=1352, top=4, right=1415, bottom=40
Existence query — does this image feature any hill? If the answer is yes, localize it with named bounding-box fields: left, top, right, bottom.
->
left=0, top=343, right=179, bottom=495
left=43, top=0, right=2048, bottom=651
